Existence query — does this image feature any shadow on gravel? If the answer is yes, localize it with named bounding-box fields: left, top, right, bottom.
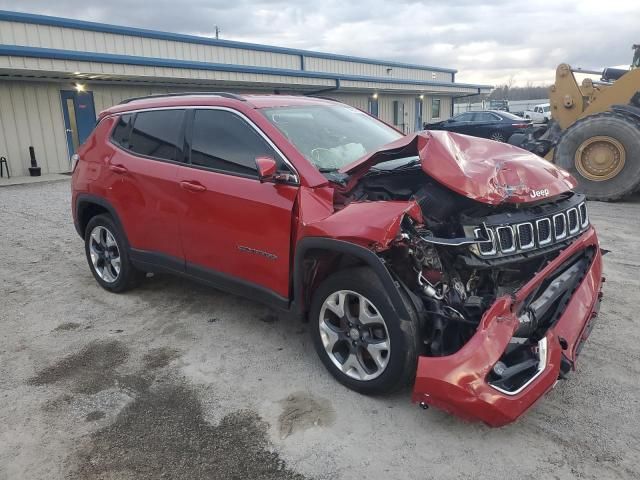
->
left=30, top=339, right=307, bottom=479
left=70, top=383, right=307, bottom=480
left=28, top=340, right=129, bottom=394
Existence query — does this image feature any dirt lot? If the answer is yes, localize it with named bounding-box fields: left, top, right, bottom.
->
left=1, top=180, right=639, bottom=480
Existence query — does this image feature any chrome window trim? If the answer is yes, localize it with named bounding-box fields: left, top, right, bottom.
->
left=106, top=105, right=300, bottom=185
left=553, top=213, right=567, bottom=240
left=536, top=218, right=552, bottom=246
left=496, top=225, right=516, bottom=253
left=490, top=337, right=548, bottom=396
left=516, top=222, right=535, bottom=250
left=567, top=208, right=580, bottom=235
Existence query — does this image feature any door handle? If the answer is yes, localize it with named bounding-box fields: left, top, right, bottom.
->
left=109, top=164, right=128, bottom=174
left=180, top=181, right=206, bottom=192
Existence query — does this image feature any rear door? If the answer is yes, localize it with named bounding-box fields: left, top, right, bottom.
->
left=106, top=109, right=186, bottom=264
left=177, top=108, right=298, bottom=301
left=470, top=112, right=500, bottom=137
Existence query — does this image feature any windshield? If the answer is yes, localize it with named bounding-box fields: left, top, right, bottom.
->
left=260, top=104, right=403, bottom=171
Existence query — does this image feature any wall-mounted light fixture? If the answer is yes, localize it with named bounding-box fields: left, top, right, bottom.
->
left=372, top=93, right=378, bottom=99
left=74, top=83, right=86, bottom=93
left=419, top=94, right=424, bottom=100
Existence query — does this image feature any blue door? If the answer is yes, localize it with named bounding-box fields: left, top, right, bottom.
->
left=415, top=98, right=423, bottom=131
left=60, top=90, right=97, bottom=163
left=368, top=98, right=379, bottom=117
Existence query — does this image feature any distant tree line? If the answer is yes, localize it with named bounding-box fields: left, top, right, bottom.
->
left=456, top=81, right=550, bottom=104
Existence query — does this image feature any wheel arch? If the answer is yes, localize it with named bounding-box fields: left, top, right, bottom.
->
left=292, top=237, right=410, bottom=322
left=75, top=194, right=125, bottom=241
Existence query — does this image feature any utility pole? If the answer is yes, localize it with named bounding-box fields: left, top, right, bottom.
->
left=215, top=26, right=220, bottom=40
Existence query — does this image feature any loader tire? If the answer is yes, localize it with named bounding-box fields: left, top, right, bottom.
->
left=554, top=112, right=640, bottom=201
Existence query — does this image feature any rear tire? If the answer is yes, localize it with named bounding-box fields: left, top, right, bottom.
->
left=309, top=267, right=420, bottom=395
left=84, top=214, right=143, bottom=293
left=554, top=112, right=640, bottom=201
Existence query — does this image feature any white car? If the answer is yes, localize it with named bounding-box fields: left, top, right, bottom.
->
left=524, top=103, right=551, bottom=123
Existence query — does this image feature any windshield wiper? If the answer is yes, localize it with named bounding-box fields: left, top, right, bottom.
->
left=318, top=167, right=339, bottom=173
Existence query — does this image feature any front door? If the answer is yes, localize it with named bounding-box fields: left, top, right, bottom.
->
left=178, top=108, right=298, bottom=301
left=61, top=90, right=97, bottom=166
left=393, top=100, right=406, bottom=133
left=415, top=98, right=423, bottom=131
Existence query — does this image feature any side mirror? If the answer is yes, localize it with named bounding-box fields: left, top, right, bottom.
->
left=255, top=156, right=277, bottom=182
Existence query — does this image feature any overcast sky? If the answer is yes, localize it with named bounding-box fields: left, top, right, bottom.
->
left=1, top=0, right=638, bottom=86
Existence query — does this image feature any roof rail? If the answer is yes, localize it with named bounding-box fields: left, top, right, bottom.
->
left=119, top=91, right=246, bottom=105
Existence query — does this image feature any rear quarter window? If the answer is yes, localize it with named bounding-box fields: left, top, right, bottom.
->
left=111, top=114, right=132, bottom=148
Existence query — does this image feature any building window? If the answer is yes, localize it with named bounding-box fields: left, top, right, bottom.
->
left=431, top=98, right=441, bottom=119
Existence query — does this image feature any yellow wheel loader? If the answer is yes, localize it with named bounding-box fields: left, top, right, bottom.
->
left=510, top=45, right=640, bottom=201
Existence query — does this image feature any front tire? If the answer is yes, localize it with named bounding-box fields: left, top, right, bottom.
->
left=309, top=267, right=420, bottom=395
left=84, top=214, right=143, bottom=293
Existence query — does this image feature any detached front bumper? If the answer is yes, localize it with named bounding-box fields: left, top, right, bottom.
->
left=412, top=227, right=604, bottom=427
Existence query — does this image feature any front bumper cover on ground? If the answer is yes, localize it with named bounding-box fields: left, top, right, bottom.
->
left=412, top=227, right=603, bottom=427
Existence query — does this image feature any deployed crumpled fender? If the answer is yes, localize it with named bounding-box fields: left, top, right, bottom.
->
left=301, top=198, right=422, bottom=250
left=341, top=131, right=577, bottom=204
left=293, top=186, right=421, bottom=320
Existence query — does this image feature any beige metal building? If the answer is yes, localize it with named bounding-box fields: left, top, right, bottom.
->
left=0, top=10, right=491, bottom=177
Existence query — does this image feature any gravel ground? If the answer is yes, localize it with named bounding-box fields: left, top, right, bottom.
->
left=1, top=180, right=639, bottom=480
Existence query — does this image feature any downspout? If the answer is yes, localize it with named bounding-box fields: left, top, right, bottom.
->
left=450, top=88, right=482, bottom=116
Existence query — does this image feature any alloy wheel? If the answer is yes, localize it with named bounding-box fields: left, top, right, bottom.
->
left=89, top=226, right=121, bottom=283
left=490, top=132, right=506, bottom=142
left=318, top=290, right=390, bottom=381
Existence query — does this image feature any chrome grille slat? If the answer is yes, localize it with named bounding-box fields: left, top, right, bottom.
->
left=579, top=202, right=588, bottom=228
left=474, top=227, right=496, bottom=255
left=496, top=226, right=516, bottom=253
left=567, top=208, right=579, bottom=234
left=553, top=213, right=567, bottom=240
left=536, top=218, right=552, bottom=246
left=473, top=202, right=589, bottom=258
left=517, top=223, right=535, bottom=249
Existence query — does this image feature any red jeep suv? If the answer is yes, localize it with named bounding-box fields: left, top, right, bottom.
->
left=72, top=93, right=604, bottom=426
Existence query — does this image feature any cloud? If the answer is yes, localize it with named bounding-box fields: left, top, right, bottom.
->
left=0, top=0, right=638, bottom=86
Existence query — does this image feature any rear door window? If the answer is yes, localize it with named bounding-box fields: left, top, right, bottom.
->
left=189, top=109, right=285, bottom=177
left=127, top=109, right=186, bottom=162
left=472, top=112, right=497, bottom=122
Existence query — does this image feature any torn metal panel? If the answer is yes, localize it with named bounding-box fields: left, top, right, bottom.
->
left=341, top=131, right=577, bottom=204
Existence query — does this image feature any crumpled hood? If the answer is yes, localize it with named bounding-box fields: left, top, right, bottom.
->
left=340, top=131, right=577, bottom=205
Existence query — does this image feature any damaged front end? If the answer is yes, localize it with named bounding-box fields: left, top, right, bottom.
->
left=330, top=131, right=604, bottom=426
